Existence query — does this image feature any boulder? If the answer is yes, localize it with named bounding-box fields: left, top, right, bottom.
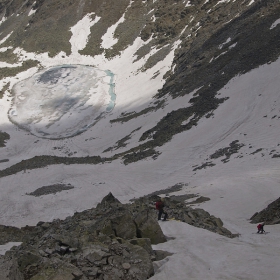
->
left=96, top=208, right=137, bottom=240
left=96, top=192, right=121, bottom=210
left=0, top=256, right=24, bottom=280
left=29, top=259, right=86, bottom=280
left=17, top=251, right=42, bottom=272
left=133, top=209, right=166, bottom=244
left=129, top=238, right=154, bottom=255
left=153, top=250, right=173, bottom=261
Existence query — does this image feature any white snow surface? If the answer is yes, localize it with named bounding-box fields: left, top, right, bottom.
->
left=28, top=8, right=36, bottom=16
left=101, top=0, right=133, bottom=49
left=215, top=0, right=231, bottom=7
left=248, top=0, right=255, bottom=6
left=0, top=46, right=12, bottom=52
left=101, top=15, right=124, bottom=49
left=270, top=18, right=280, bottom=30
left=0, top=61, right=22, bottom=68
left=0, top=12, right=280, bottom=280
left=0, top=16, right=7, bottom=26
left=70, top=13, right=100, bottom=54
left=0, top=242, right=22, bottom=255
left=0, top=31, right=13, bottom=45
left=152, top=221, right=280, bottom=280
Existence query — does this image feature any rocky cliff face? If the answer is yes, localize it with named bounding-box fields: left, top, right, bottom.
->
left=250, top=196, right=280, bottom=225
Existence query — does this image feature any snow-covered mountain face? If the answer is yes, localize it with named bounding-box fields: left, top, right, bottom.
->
left=0, top=0, right=280, bottom=278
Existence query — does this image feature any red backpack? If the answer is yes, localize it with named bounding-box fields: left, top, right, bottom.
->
left=155, top=201, right=163, bottom=210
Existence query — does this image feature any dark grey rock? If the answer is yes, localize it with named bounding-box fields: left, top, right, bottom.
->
left=250, top=197, right=280, bottom=224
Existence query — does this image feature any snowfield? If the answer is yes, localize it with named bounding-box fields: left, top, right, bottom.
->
left=0, top=10, right=280, bottom=280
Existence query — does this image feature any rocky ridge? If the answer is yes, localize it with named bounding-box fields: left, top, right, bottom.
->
left=0, top=192, right=237, bottom=279
left=250, top=197, right=280, bottom=225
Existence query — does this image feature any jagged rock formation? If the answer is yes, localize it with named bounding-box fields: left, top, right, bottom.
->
left=250, top=197, right=280, bottom=224
left=0, top=193, right=237, bottom=279
left=136, top=195, right=237, bottom=238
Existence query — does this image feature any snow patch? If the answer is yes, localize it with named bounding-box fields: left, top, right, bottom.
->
left=215, top=0, right=231, bottom=6
left=0, top=62, right=22, bottom=68
left=219, top=37, right=231, bottom=49
left=69, top=13, right=101, bottom=54
left=229, top=42, right=237, bottom=49
left=0, top=46, right=12, bottom=52
left=101, top=16, right=125, bottom=49
left=0, top=16, right=7, bottom=26
left=28, top=9, right=36, bottom=16
left=101, top=0, right=133, bottom=49
left=0, top=242, right=22, bottom=255
left=270, top=18, right=280, bottom=30
left=0, top=31, right=13, bottom=45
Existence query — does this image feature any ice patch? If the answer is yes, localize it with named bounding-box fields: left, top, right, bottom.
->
left=9, top=65, right=116, bottom=139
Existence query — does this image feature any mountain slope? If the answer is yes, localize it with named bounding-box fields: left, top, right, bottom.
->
left=0, top=0, right=280, bottom=279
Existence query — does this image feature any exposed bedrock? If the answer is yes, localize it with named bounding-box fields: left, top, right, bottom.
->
left=0, top=193, right=236, bottom=279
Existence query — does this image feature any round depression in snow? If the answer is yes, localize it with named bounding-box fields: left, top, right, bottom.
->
left=9, top=65, right=115, bottom=139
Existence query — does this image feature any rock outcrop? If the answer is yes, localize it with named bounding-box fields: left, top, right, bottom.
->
left=250, top=197, right=280, bottom=224
left=0, top=193, right=237, bottom=279
left=135, top=195, right=237, bottom=238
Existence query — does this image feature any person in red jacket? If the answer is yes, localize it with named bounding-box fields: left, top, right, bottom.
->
left=257, top=222, right=265, bottom=233
left=155, top=198, right=168, bottom=221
